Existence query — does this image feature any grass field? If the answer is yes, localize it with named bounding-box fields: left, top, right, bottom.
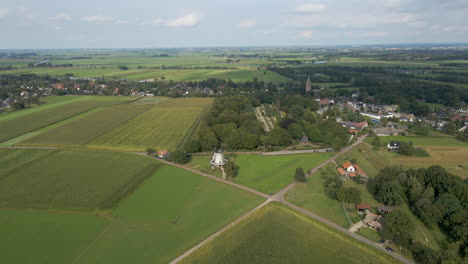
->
left=365, top=136, right=468, bottom=147
left=391, top=147, right=468, bottom=179
left=233, top=153, right=333, bottom=194
left=89, top=98, right=213, bottom=151
left=285, top=169, right=350, bottom=228
left=0, top=210, right=108, bottom=264
left=73, top=165, right=264, bottom=264
left=19, top=104, right=152, bottom=147
left=0, top=99, right=130, bottom=143
left=0, top=149, right=160, bottom=211
left=181, top=203, right=401, bottom=264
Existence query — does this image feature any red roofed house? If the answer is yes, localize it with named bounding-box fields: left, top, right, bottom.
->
left=337, top=161, right=367, bottom=179
left=157, top=150, right=168, bottom=159
left=356, top=203, right=371, bottom=212
left=341, top=121, right=368, bottom=134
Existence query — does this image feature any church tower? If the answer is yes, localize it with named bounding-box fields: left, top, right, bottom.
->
left=305, top=76, right=312, bottom=93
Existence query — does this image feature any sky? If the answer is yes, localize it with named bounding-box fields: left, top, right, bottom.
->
left=0, top=0, right=467, bottom=49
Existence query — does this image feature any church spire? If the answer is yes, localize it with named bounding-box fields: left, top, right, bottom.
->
left=305, top=76, right=312, bottom=93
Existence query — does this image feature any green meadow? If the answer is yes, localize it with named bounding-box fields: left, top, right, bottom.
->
left=0, top=210, right=108, bottom=264
left=233, top=153, right=333, bottom=194
left=74, top=165, right=264, bottom=264
left=364, top=136, right=468, bottom=148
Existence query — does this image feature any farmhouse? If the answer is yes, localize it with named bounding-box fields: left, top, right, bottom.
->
left=387, top=141, right=400, bottom=151
left=337, top=161, right=367, bottom=179
left=363, top=212, right=382, bottom=230
left=157, top=150, right=168, bottom=159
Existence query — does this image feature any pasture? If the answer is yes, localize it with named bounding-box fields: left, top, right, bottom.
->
left=365, top=136, right=468, bottom=147
left=285, top=168, right=350, bottom=228
left=0, top=210, right=107, bottom=264
left=233, top=153, right=333, bottom=194
left=73, top=165, right=264, bottom=264
left=19, top=104, right=152, bottom=147
left=180, top=203, right=401, bottom=264
left=337, top=143, right=392, bottom=177
left=0, top=98, right=130, bottom=143
left=392, top=147, right=468, bottom=179
left=0, top=148, right=160, bottom=211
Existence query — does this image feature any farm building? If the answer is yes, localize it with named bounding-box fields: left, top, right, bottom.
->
left=356, top=204, right=371, bottom=213
left=337, top=161, right=367, bottom=179
left=387, top=142, right=400, bottom=151
left=157, top=150, right=168, bottom=159
left=363, top=212, right=382, bottom=230
left=340, top=121, right=368, bottom=134
left=377, top=206, right=395, bottom=215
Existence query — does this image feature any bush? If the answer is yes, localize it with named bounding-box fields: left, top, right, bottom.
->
left=168, top=150, right=191, bottom=164
left=146, top=147, right=156, bottom=156
left=294, top=167, right=306, bottom=182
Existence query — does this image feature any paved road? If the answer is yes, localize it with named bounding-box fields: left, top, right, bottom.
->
left=262, top=148, right=334, bottom=155
left=4, top=136, right=413, bottom=264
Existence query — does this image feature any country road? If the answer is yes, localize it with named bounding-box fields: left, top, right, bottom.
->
left=2, top=134, right=414, bottom=264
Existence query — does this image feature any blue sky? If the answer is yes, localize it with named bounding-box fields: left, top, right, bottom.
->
left=0, top=0, right=467, bottom=49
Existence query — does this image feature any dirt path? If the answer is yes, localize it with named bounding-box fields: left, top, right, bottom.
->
left=168, top=199, right=271, bottom=264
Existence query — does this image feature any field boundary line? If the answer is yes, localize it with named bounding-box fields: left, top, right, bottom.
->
left=169, top=199, right=270, bottom=264
left=1, top=106, right=102, bottom=145
left=171, top=178, right=209, bottom=224
left=66, top=220, right=114, bottom=264
left=0, top=206, right=109, bottom=217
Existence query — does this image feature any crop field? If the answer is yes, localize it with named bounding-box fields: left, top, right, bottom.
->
left=233, top=153, right=333, bottom=194
left=0, top=210, right=108, bottom=264
left=181, top=203, right=401, bottom=264
left=19, top=104, right=152, bottom=147
left=73, top=165, right=264, bottom=264
left=365, top=136, right=468, bottom=147
left=0, top=148, right=160, bottom=211
left=132, top=96, right=168, bottom=104
left=89, top=98, right=213, bottom=151
left=0, top=148, right=54, bottom=175
left=285, top=169, right=349, bottom=228
left=0, top=95, right=85, bottom=123
left=89, top=107, right=200, bottom=151
left=0, top=99, right=129, bottom=143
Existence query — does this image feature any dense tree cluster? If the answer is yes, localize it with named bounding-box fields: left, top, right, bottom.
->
left=323, top=176, right=362, bottom=205
left=368, top=166, right=468, bottom=262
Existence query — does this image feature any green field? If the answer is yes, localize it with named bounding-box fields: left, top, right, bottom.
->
left=89, top=98, right=213, bottom=151
left=0, top=210, right=108, bottom=264
left=364, top=136, right=468, bottom=148
left=285, top=169, right=350, bottom=228
left=73, top=165, right=264, bottom=263
left=181, top=203, right=400, bottom=264
left=337, top=143, right=393, bottom=177
left=19, top=104, right=152, bottom=147
left=0, top=148, right=160, bottom=211
left=233, top=153, right=333, bottom=194
left=0, top=98, right=131, bottom=143
left=0, top=96, right=84, bottom=123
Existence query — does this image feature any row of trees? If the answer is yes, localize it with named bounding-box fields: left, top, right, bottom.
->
left=368, top=166, right=468, bottom=262
left=323, top=176, right=362, bottom=205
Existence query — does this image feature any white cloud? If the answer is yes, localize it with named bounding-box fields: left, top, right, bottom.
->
left=80, top=15, right=115, bottom=23
left=362, top=31, right=391, bottom=37
left=48, top=12, right=72, bottom=21
left=167, top=13, right=200, bottom=27
left=295, top=3, right=326, bottom=14
left=238, top=19, right=256, bottom=29
left=431, top=25, right=467, bottom=32
left=382, top=0, right=406, bottom=8
left=115, top=19, right=130, bottom=25
left=142, top=18, right=164, bottom=25
left=0, top=7, right=10, bottom=18
left=299, top=30, right=314, bottom=38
